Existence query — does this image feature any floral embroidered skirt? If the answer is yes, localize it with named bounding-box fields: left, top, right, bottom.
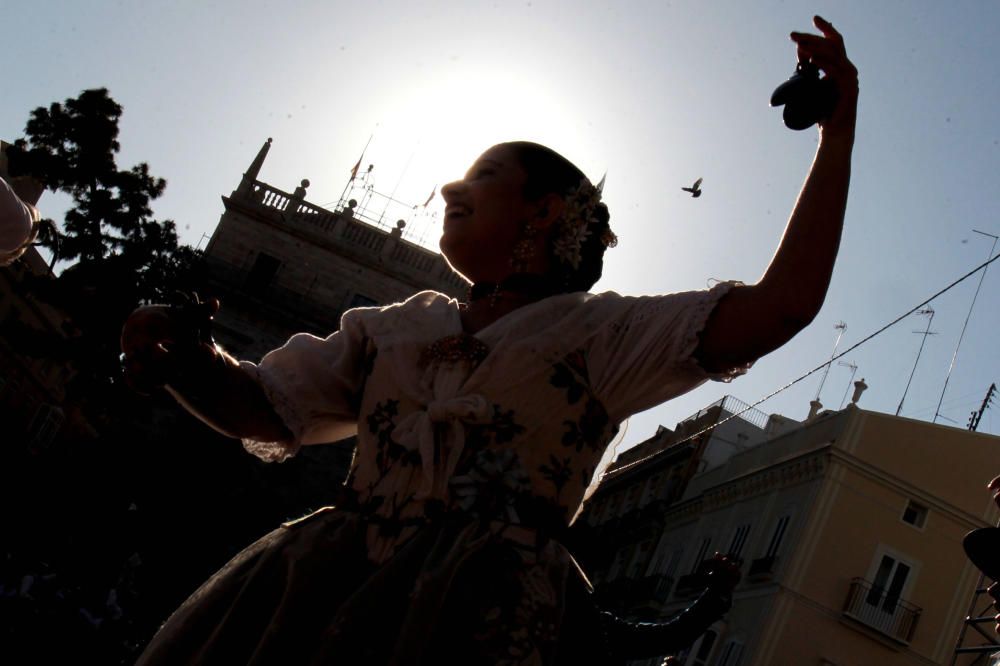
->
left=135, top=508, right=616, bottom=665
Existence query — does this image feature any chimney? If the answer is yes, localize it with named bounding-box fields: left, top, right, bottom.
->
left=851, top=378, right=868, bottom=406
left=807, top=399, right=823, bottom=420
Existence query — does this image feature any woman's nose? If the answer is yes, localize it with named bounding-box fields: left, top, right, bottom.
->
left=440, top=180, right=464, bottom=201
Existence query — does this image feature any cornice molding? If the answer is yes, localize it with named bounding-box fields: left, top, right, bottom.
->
left=700, top=450, right=830, bottom=512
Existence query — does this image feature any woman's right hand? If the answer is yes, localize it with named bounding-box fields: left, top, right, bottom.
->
left=120, top=300, right=220, bottom=395
left=790, top=15, right=859, bottom=141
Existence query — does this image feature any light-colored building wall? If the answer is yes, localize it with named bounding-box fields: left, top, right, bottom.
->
left=649, top=406, right=998, bottom=666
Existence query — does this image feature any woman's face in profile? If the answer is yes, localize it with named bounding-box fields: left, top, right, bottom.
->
left=438, top=145, right=539, bottom=282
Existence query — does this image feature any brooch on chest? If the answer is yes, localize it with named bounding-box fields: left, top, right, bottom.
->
left=421, top=334, right=490, bottom=366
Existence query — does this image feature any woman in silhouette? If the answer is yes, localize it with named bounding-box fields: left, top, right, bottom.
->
left=122, top=16, right=857, bottom=665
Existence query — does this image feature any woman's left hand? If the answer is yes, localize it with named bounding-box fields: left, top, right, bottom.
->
left=791, top=15, right=859, bottom=140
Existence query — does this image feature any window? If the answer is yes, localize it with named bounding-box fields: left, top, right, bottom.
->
left=728, top=523, right=751, bottom=559
left=622, top=485, right=640, bottom=513
left=866, top=555, right=912, bottom=613
left=588, top=499, right=606, bottom=523
left=692, top=536, right=712, bottom=572
left=628, top=540, right=652, bottom=578
left=641, top=473, right=662, bottom=505
left=244, top=252, right=281, bottom=294
left=661, top=474, right=681, bottom=501
left=603, top=494, right=621, bottom=521
left=765, top=515, right=790, bottom=559
left=663, top=547, right=684, bottom=579
left=716, top=640, right=744, bottom=666
left=690, top=629, right=717, bottom=665
left=901, top=501, right=928, bottom=529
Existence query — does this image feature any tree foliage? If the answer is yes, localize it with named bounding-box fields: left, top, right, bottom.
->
left=8, top=87, right=192, bottom=289
left=5, top=88, right=202, bottom=396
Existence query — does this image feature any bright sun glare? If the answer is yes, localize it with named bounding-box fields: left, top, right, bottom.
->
left=351, top=62, right=596, bottom=248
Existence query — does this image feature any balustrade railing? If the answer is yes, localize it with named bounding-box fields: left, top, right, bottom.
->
left=247, top=181, right=338, bottom=229
left=236, top=180, right=464, bottom=286
left=842, top=577, right=921, bottom=644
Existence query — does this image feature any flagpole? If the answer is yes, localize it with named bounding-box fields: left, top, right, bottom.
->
left=338, top=133, right=373, bottom=209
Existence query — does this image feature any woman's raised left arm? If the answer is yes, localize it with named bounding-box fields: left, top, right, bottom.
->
left=696, top=16, right=859, bottom=373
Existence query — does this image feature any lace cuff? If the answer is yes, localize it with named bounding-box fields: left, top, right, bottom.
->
left=678, top=280, right=753, bottom=383
left=238, top=360, right=303, bottom=463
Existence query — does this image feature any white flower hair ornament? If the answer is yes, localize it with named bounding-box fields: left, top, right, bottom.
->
left=551, top=175, right=617, bottom=271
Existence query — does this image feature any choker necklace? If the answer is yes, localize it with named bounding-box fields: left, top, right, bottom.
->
left=466, top=274, right=562, bottom=306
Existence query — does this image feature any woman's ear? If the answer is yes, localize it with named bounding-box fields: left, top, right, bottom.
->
left=533, top=193, right=565, bottom=230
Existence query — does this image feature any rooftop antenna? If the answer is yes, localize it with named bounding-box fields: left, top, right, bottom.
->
left=338, top=133, right=374, bottom=208
left=814, top=321, right=847, bottom=404
left=837, top=360, right=859, bottom=409
left=934, top=230, right=999, bottom=424
left=895, top=307, right=936, bottom=416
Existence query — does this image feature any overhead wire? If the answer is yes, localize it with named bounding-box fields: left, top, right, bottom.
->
left=601, top=250, right=1000, bottom=480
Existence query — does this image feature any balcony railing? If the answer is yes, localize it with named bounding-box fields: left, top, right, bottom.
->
left=593, top=573, right=679, bottom=615
left=628, top=575, right=676, bottom=608
left=748, top=555, right=778, bottom=581
left=674, top=571, right=707, bottom=598
left=652, top=575, right=675, bottom=603
left=842, top=578, right=922, bottom=644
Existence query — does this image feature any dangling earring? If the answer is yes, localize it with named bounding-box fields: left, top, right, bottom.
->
left=510, top=220, right=537, bottom=274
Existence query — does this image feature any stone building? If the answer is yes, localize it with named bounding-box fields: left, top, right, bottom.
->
left=201, top=138, right=466, bottom=361
left=581, top=398, right=999, bottom=666
left=577, top=395, right=789, bottom=614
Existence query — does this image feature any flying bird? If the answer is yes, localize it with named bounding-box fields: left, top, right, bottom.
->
left=682, top=177, right=703, bottom=198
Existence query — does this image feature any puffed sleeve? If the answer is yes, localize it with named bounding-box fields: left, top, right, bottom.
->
left=0, top=176, right=40, bottom=266
left=238, top=307, right=372, bottom=462
left=587, top=282, right=752, bottom=422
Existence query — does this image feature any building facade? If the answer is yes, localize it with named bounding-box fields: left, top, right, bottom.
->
left=582, top=401, right=999, bottom=666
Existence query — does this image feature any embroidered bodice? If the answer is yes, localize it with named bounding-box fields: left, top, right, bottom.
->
left=241, top=285, right=747, bottom=562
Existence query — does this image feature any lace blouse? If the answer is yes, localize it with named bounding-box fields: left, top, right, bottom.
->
left=239, top=284, right=748, bottom=563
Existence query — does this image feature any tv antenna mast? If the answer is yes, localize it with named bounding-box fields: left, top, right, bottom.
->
left=814, top=321, right=847, bottom=404
left=837, top=361, right=859, bottom=410
left=934, top=230, right=999, bottom=423
left=896, top=308, right=936, bottom=417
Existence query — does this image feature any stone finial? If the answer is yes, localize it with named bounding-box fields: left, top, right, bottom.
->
left=292, top=178, right=310, bottom=200
left=391, top=220, right=406, bottom=237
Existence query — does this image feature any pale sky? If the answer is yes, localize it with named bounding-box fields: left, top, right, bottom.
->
left=4, top=1, right=1000, bottom=455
